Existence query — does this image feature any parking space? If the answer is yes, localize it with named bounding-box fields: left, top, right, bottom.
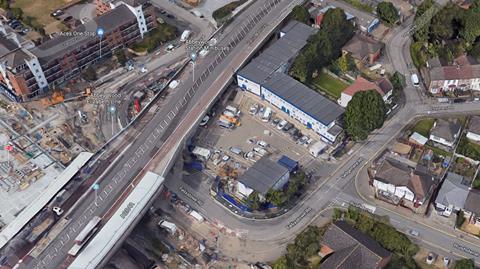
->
left=194, top=90, right=337, bottom=179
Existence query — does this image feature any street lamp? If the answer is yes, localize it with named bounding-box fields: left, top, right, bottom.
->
left=190, top=52, right=197, bottom=83
left=109, top=105, right=116, bottom=136
left=92, top=183, right=100, bottom=206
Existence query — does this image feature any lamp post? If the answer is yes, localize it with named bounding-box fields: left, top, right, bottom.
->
left=92, top=183, right=100, bottom=206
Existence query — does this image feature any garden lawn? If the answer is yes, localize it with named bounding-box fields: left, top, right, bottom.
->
left=11, top=0, right=69, bottom=27
left=309, top=72, right=349, bottom=99
left=412, top=118, right=435, bottom=137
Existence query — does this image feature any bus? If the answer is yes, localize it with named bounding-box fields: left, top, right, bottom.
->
left=68, top=216, right=101, bottom=256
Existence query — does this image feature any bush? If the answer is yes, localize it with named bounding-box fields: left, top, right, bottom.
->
left=456, top=211, right=466, bottom=228
left=212, top=0, right=246, bottom=23
left=82, top=66, right=97, bottom=82
left=131, top=24, right=178, bottom=53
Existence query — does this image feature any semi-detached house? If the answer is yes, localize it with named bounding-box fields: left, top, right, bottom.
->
left=236, top=21, right=344, bottom=143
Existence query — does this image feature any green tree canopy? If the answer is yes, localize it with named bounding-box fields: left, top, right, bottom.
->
left=344, top=90, right=386, bottom=141
left=290, top=8, right=354, bottom=82
left=377, top=2, right=399, bottom=25
left=454, top=258, right=475, bottom=269
left=290, top=5, right=310, bottom=24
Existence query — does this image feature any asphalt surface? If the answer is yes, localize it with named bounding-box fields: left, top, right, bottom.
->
left=21, top=1, right=301, bottom=268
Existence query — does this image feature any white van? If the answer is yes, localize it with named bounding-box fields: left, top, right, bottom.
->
left=261, top=107, right=272, bottom=122
left=180, top=30, right=191, bottom=42
left=411, top=74, right=419, bottom=87
left=225, top=105, right=239, bottom=115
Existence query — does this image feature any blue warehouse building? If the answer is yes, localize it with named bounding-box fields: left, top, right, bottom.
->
left=237, top=21, right=344, bottom=143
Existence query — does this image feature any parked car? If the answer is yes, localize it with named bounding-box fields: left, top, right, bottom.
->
left=426, top=253, right=436, bottom=265
left=271, top=118, right=280, bottom=126
left=229, top=147, right=243, bottom=155
left=51, top=9, right=64, bottom=17
left=52, top=207, right=64, bottom=216
left=282, top=123, right=293, bottom=132
left=199, top=115, right=210, bottom=127
left=277, top=120, right=287, bottom=130
left=408, top=229, right=419, bottom=237
left=249, top=104, right=258, bottom=115
left=443, top=257, right=450, bottom=266
left=257, top=140, right=269, bottom=148
left=288, top=127, right=299, bottom=137
left=299, top=135, right=309, bottom=145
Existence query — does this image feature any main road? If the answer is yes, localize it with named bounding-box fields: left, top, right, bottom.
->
left=21, top=0, right=305, bottom=268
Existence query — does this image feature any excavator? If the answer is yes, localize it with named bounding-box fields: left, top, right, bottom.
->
left=40, top=87, right=92, bottom=108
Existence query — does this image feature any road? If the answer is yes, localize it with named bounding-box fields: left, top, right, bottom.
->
left=20, top=0, right=300, bottom=268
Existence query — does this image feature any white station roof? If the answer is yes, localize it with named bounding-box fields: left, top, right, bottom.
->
left=68, top=171, right=165, bottom=269
left=0, top=152, right=93, bottom=249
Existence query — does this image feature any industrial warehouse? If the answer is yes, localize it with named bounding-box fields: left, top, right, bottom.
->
left=236, top=20, right=344, bottom=144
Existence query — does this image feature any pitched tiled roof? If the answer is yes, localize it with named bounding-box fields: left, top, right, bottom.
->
left=342, top=33, right=383, bottom=60
left=429, top=64, right=480, bottom=81
left=342, top=76, right=385, bottom=97
left=430, top=119, right=461, bottom=142
left=468, top=116, right=480, bottom=135
left=375, top=158, right=435, bottom=199
left=464, top=189, right=480, bottom=215
left=321, top=221, right=391, bottom=269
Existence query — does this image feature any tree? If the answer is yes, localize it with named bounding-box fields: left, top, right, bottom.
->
left=454, top=259, right=475, bottom=269
left=344, top=90, right=386, bottom=141
left=469, top=40, right=480, bottom=60
left=10, top=7, right=23, bottom=20
left=82, top=66, right=97, bottom=82
left=272, top=256, right=288, bottom=269
left=290, top=5, right=310, bottom=24
left=377, top=2, right=399, bottom=25
left=266, top=189, right=286, bottom=206
left=247, top=192, right=261, bottom=210
left=461, top=11, right=480, bottom=44
left=291, top=8, right=354, bottom=82
left=115, top=49, right=127, bottom=66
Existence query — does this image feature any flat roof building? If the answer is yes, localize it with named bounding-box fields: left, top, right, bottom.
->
left=237, top=21, right=344, bottom=143
left=0, top=2, right=156, bottom=101
left=236, top=157, right=290, bottom=197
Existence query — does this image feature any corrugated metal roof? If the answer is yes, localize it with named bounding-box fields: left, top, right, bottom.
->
left=238, top=157, right=289, bottom=194
left=238, top=21, right=343, bottom=125
left=264, top=73, right=344, bottom=125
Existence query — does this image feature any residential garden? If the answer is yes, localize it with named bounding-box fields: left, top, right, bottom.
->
left=130, top=23, right=178, bottom=53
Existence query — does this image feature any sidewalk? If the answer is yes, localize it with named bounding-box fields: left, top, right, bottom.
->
left=355, top=163, right=480, bottom=244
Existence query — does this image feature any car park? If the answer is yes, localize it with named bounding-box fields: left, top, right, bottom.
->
left=426, top=253, right=436, bottom=265
left=277, top=120, right=287, bottom=130
left=52, top=207, right=64, bottom=216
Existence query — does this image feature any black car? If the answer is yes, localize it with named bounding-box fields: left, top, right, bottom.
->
left=288, top=127, right=299, bottom=136
left=453, top=98, right=465, bottom=103
left=282, top=123, right=294, bottom=132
